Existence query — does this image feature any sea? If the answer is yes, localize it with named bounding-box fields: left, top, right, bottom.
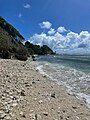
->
left=35, top=55, right=90, bottom=108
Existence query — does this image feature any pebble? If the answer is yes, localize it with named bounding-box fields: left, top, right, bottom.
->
left=43, top=112, right=48, bottom=116
left=60, top=116, right=63, bottom=119
left=0, top=111, right=6, bottom=119
left=11, top=103, right=18, bottom=107
left=43, top=75, right=46, bottom=78
left=38, top=100, right=43, bottom=104
left=20, top=111, right=26, bottom=118
left=72, top=106, right=77, bottom=109
left=37, top=114, right=42, bottom=120
left=57, top=111, right=60, bottom=114
left=51, top=92, right=56, bottom=98
left=62, top=110, right=65, bottom=113
left=5, top=115, right=11, bottom=120
left=20, top=90, right=25, bottom=96
left=32, top=81, right=36, bottom=84
left=29, top=113, right=36, bottom=120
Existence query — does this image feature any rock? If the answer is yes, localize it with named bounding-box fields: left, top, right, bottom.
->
left=34, top=98, right=37, bottom=100
left=9, top=112, right=14, bottom=117
left=36, top=69, right=39, bottom=72
left=60, top=116, right=63, bottom=119
left=38, top=92, right=40, bottom=95
left=20, top=90, right=25, bottom=96
left=57, top=111, right=60, bottom=114
left=67, top=115, right=70, bottom=118
left=72, top=106, right=77, bottom=109
left=37, top=79, right=40, bottom=81
left=20, top=111, right=26, bottom=118
left=25, top=84, right=30, bottom=87
left=43, top=75, right=46, bottom=78
left=43, top=112, right=48, bottom=116
left=65, top=118, right=69, bottom=120
left=5, top=115, right=11, bottom=120
left=38, top=100, right=43, bottom=104
left=29, top=110, right=34, bottom=113
left=29, top=113, right=36, bottom=120
left=37, top=114, right=42, bottom=120
left=11, top=102, right=18, bottom=107
left=0, top=111, right=6, bottom=119
left=6, top=74, right=10, bottom=77
left=5, top=108, right=10, bottom=114
left=62, top=110, right=65, bottom=113
left=32, top=81, right=36, bottom=84
left=51, top=92, right=56, bottom=98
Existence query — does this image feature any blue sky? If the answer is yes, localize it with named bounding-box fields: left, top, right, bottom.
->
left=0, top=0, right=90, bottom=54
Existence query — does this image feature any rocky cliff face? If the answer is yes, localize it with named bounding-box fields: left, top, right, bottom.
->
left=0, top=17, right=55, bottom=61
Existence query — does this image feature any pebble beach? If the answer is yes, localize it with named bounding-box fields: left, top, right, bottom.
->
left=0, top=58, right=90, bottom=120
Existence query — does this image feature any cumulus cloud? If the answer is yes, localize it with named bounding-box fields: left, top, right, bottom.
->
left=18, top=13, right=22, bottom=18
left=48, top=28, right=55, bottom=35
left=28, top=24, right=90, bottom=54
left=57, top=26, right=67, bottom=33
left=39, top=21, right=52, bottom=29
left=24, top=4, right=30, bottom=9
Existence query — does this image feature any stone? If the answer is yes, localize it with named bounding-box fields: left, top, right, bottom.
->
left=62, top=110, right=65, bottom=113
left=67, top=115, right=70, bottom=118
left=37, top=114, right=42, bottom=120
left=43, top=112, right=48, bottom=116
left=6, top=74, right=10, bottom=77
left=20, top=90, right=25, bottom=96
left=43, top=75, right=46, bottom=78
left=25, top=84, right=30, bottom=87
left=38, top=100, right=43, bottom=104
left=29, top=113, right=36, bottom=120
left=20, top=111, right=26, bottom=118
left=0, top=111, right=6, bottom=119
left=32, top=81, right=36, bottom=84
left=30, top=110, right=34, bottom=113
left=9, top=112, right=14, bottom=117
left=29, top=114, right=42, bottom=120
left=60, top=116, right=63, bottom=119
left=72, top=106, right=77, bottom=109
left=5, top=115, right=11, bottom=120
left=36, top=69, right=39, bottom=72
left=11, top=103, right=18, bottom=107
left=57, top=111, right=60, bottom=114
left=51, top=92, right=56, bottom=98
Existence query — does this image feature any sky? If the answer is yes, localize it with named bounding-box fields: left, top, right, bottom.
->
left=0, top=0, right=90, bottom=54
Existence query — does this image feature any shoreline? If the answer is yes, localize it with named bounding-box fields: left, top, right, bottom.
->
left=35, top=60, right=90, bottom=109
left=0, top=59, right=90, bottom=120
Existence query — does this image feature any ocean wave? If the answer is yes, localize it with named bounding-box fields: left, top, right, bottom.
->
left=35, top=58, right=90, bottom=108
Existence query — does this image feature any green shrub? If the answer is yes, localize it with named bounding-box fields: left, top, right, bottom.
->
left=0, top=33, right=11, bottom=58
left=1, top=49, right=10, bottom=59
left=15, top=45, right=28, bottom=61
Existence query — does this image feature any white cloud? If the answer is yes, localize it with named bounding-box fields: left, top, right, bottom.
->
left=18, top=13, right=22, bottom=18
left=57, top=26, right=67, bottom=33
left=28, top=26, right=90, bottom=54
left=24, top=4, right=30, bottom=9
left=48, top=28, right=56, bottom=35
left=39, top=21, right=52, bottom=29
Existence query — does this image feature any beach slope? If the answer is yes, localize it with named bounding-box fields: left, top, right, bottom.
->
left=0, top=59, right=90, bottom=120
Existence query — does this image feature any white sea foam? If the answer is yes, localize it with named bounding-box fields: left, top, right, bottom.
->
left=36, top=65, right=46, bottom=75
left=35, top=56, right=90, bottom=108
left=77, top=93, right=90, bottom=108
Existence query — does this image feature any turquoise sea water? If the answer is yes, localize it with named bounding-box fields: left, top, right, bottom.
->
left=36, top=55, right=90, bottom=107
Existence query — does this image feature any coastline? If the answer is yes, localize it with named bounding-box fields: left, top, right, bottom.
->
left=0, top=59, right=90, bottom=120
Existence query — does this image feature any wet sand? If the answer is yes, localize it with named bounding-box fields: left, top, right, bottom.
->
left=0, top=59, right=90, bottom=120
